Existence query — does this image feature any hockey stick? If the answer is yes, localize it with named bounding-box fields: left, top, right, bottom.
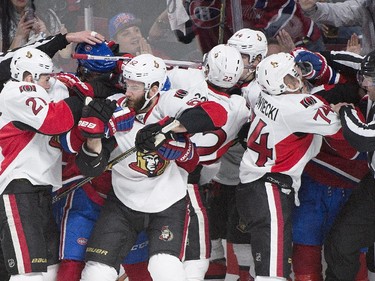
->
left=71, top=53, right=203, bottom=69
left=52, top=119, right=181, bottom=204
left=218, top=0, right=226, bottom=44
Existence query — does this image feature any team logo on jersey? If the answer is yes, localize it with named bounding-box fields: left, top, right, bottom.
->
left=77, top=237, right=88, bottom=245
left=300, top=96, right=317, bottom=108
left=129, top=151, right=169, bottom=177
left=159, top=226, right=174, bottom=242
left=19, top=84, right=36, bottom=93
left=189, top=0, right=221, bottom=28
left=174, top=89, right=188, bottom=99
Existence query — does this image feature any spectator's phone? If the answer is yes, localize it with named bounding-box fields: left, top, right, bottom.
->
left=25, top=9, right=35, bottom=21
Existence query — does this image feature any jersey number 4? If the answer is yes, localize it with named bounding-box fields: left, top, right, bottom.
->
left=247, top=119, right=273, bottom=166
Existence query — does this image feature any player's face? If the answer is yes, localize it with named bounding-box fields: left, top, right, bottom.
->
left=37, top=74, right=53, bottom=91
left=240, top=54, right=260, bottom=82
left=283, top=66, right=306, bottom=94
left=125, top=79, right=146, bottom=111
left=115, top=26, right=143, bottom=55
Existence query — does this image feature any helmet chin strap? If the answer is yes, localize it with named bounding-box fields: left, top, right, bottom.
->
left=139, top=88, right=159, bottom=111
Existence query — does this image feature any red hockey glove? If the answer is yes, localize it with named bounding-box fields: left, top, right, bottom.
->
left=135, top=117, right=175, bottom=152
left=71, top=81, right=95, bottom=99
left=55, top=73, right=81, bottom=88
left=104, top=98, right=136, bottom=137
left=78, top=98, right=117, bottom=138
left=157, top=133, right=195, bottom=162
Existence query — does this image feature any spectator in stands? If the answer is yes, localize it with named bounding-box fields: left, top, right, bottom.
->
left=299, top=0, right=374, bottom=55
left=0, top=0, right=62, bottom=52
left=172, top=0, right=324, bottom=53
left=108, top=12, right=152, bottom=56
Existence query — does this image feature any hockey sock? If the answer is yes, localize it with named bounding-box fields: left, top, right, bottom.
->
left=292, top=244, right=322, bottom=281
left=123, top=261, right=152, bottom=281
left=225, top=242, right=240, bottom=281
left=57, top=260, right=84, bottom=281
left=355, top=252, right=369, bottom=281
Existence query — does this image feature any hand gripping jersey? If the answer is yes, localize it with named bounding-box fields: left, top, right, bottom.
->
left=240, top=91, right=342, bottom=198
left=168, top=67, right=250, bottom=165
left=0, top=81, right=77, bottom=193
left=110, top=88, right=224, bottom=212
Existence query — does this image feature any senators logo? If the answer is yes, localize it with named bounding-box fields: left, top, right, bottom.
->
left=270, top=61, right=279, bottom=68
left=300, top=96, right=317, bottom=108
left=19, top=84, right=36, bottom=93
left=174, top=89, right=188, bottom=99
left=129, top=151, right=169, bottom=177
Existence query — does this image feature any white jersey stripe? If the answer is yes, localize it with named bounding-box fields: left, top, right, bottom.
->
left=266, top=182, right=279, bottom=276
left=3, top=195, right=25, bottom=273
left=187, top=184, right=208, bottom=259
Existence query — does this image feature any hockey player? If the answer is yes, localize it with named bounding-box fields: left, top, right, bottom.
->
left=206, top=29, right=268, bottom=281
left=75, top=53, right=227, bottom=281
left=0, top=47, right=103, bottom=280
left=236, top=52, right=342, bottom=281
left=325, top=50, right=375, bottom=281
left=51, top=41, right=152, bottom=281
left=166, top=43, right=249, bottom=281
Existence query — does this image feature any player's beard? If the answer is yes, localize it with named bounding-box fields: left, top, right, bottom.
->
left=128, top=94, right=147, bottom=113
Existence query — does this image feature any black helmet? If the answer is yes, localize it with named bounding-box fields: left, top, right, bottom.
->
left=359, top=50, right=375, bottom=77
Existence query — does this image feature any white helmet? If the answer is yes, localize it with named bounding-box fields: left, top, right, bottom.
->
left=204, top=44, right=244, bottom=88
left=256, top=52, right=301, bottom=96
left=228, top=28, right=268, bottom=63
left=123, top=54, right=167, bottom=91
left=10, top=47, right=54, bottom=81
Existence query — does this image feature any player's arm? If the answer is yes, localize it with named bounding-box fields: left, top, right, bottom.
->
left=334, top=104, right=375, bottom=152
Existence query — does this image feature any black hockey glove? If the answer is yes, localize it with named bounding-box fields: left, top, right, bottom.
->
left=78, top=98, right=117, bottom=138
left=135, top=117, right=175, bottom=152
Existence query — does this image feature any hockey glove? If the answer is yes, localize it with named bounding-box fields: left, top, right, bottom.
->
left=90, top=72, right=127, bottom=96
left=78, top=97, right=117, bottom=138
left=55, top=73, right=81, bottom=88
left=293, top=47, right=328, bottom=80
left=157, top=133, right=195, bottom=162
left=135, top=117, right=175, bottom=152
left=105, top=98, right=136, bottom=137
left=71, top=81, right=95, bottom=99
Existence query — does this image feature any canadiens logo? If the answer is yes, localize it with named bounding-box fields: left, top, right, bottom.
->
left=129, top=151, right=169, bottom=177
left=189, top=0, right=221, bottom=28
left=159, top=226, right=174, bottom=242
left=174, top=89, right=188, bottom=99
left=77, top=237, right=88, bottom=245
left=300, top=96, right=317, bottom=108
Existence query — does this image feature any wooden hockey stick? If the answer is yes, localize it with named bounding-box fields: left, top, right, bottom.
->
left=72, top=53, right=203, bottom=69
left=52, top=119, right=181, bottom=203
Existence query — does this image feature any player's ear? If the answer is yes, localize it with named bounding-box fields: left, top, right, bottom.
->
left=24, top=74, right=33, bottom=83
left=148, top=84, right=159, bottom=98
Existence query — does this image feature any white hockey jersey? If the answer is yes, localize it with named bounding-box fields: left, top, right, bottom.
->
left=110, top=89, right=206, bottom=213
left=168, top=67, right=250, bottom=165
left=0, top=81, right=70, bottom=194
left=240, top=91, right=342, bottom=194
